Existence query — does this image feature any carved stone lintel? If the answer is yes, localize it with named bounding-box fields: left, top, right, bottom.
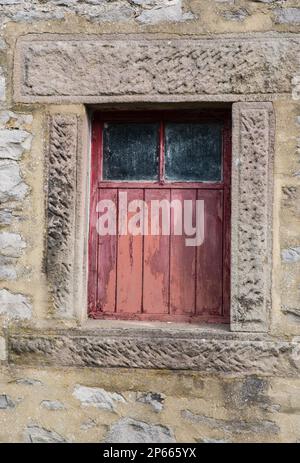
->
left=46, top=114, right=78, bottom=316
left=14, top=34, right=300, bottom=103
left=231, top=103, right=274, bottom=332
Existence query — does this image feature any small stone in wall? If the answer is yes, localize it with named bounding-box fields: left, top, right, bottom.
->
left=0, top=256, right=17, bottom=280
left=0, top=0, right=24, bottom=3
left=289, top=343, right=300, bottom=371
left=0, top=209, right=13, bottom=226
left=26, top=425, right=67, bottom=443
left=182, top=410, right=279, bottom=435
left=0, top=232, right=26, bottom=258
left=11, top=10, right=65, bottom=23
left=0, top=394, right=15, bottom=409
left=136, top=392, right=165, bottom=412
left=275, top=8, right=300, bottom=24
left=0, top=129, right=32, bottom=160
left=0, top=289, right=32, bottom=320
left=223, top=376, right=269, bottom=409
left=131, top=0, right=156, bottom=4
left=282, top=305, right=300, bottom=319
left=0, top=68, right=5, bottom=102
left=76, top=2, right=134, bottom=22
left=136, top=0, right=195, bottom=24
left=73, top=385, right=126, bottom=411
left=198, top=437, right=231, bottom=443
left=0, top=111, right=33, bottom=130
left=15, top=378, right=43, bottom=386
left=0, top=336, right=6, bottom=361
left=104, top=418, right=176, bottom=443
left=281, top=247, right=300, bottom=263
left=251, top=0, right=283, bottom=3
left=282, top=185, right=298, bottom=203
left=0, top=38, right=6, bottom=50
left=40, top=400, right=65, bottom=410
left=0, top=160, right=29, bottom=202
left=0, top=232, right=26, bottom=280
left=80, top=418, right=97, bottom=430
left=222, top=8, right=249, bottom=21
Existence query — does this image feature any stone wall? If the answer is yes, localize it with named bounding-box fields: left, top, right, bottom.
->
left=0, top=0, right=300, bottom=443
left=1, top=365, right=300, bottom=443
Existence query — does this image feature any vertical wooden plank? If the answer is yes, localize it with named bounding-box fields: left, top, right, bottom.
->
left=143, top=189, right=170, bottom=314
left=88, top=119, right=102, bottom=315
left=97, top=188, right=117, bottom=313
left=222, top=124, right=231, bottom=319
left=117, top=189, right=143, bottom=313
left=88, top=187, right=99, bottom=314
left=196, top=190, right=223, bottom=316
left=170, top=189, right=196, bottom=315
left=222, top=184, right=231, bottom=318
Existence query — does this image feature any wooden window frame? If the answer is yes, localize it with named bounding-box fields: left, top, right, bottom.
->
left=88, top=110, right=231, bottom=324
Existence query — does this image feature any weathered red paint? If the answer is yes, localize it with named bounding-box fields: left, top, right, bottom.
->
left=170, top=189, right=196, bottom=315
left=97, top=188, right=117, bottom=313
left=88, top=110, right=231, bottom=324
left=143, top=189, right=170, bottom=314
left=117, top=189, right=143, bottom=313
left=196, top=189, right=223, bottom=315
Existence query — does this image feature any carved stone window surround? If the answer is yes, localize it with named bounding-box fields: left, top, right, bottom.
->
left=7, top=33, right=283, bottom=369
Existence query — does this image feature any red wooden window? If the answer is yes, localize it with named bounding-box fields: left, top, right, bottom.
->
left=88, top=111, right=231, bottom=324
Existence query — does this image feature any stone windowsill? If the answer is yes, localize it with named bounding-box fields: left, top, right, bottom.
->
left=6, top=319, right=300, bottom=376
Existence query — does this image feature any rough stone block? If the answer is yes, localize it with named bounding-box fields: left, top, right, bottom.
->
left=104, top=418, right=175, bottom=443
left=0, top=160, right=28, bottom=202
left=136, top=392, right=165, bottom=412
left=0, top=289, right=32, bottom=319
left=282, top=247, right=300, bottom=263
left=136, top=0, right=195, bottom=24
left=0, top=394, right=15, bottom=409
left=0, top=129, right=32, bottom=160
left=223, top=376, right=269, bottom=409
left=73, top=385, right=126, bottom=411
left=0, top=256, right=17, bottom=280
left=0, top=336, right=6, bottom=361
left=182, top=410, right=279, bottom=435
left=0, top=68, right=5, bottom=102
left=15, top=378, right=42, bottom=386
left=222, top=8, right=249, bottom=22
left=0, top=0, right=24, bottom=3
left=275, top=8, right=300, bottom=24
left=0, top=232, right=26, bottom=257
left=26, top=425, right=66, bottom=443
left=40, top=400, right=65, bottom=410
left=0, top=209, right=13, bottom=226
left=0, top=111, right=33, bottom=130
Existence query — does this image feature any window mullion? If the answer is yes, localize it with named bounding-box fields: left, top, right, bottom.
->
left=159, top=120, right=165, bottom=184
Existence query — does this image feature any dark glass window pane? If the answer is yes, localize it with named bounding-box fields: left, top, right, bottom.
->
left=103, top=123, right=159, bottom=181
left=165, top=123, right=222, bottom=182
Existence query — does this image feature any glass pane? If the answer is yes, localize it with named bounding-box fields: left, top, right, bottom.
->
left=165, top=123, right=222, bottom=182
left=103, top=123, right=159, bottom=181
